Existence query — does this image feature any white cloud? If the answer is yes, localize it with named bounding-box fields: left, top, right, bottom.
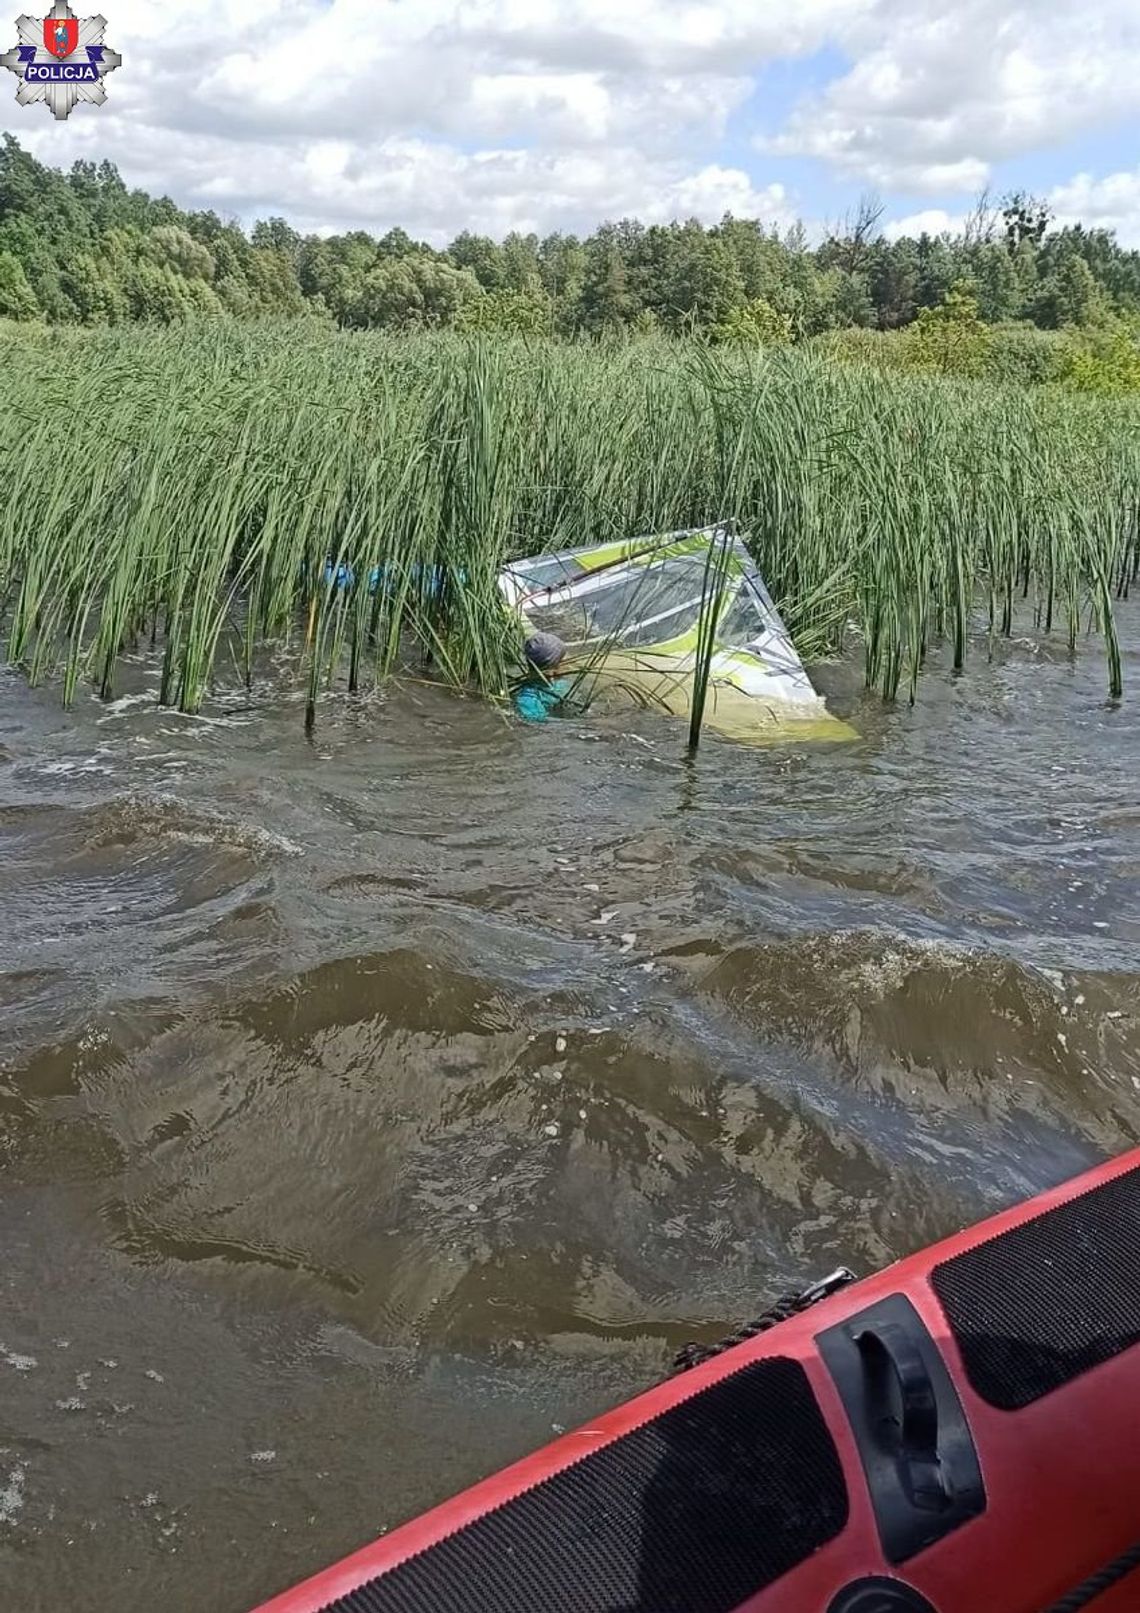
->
left=883, top=209, right=967, bottom=241
left=1049, top=170, right=1140, bottom=248
left=3, top=0, right=825, bottom=237
left=1, top=0, right=1137, bottom=240
left=13, top=117, right=799, bottom=243
left=766, top=0, right=1140, bottom=194
left=886, top=170, right=1140, bottom=249
left=670, top=170, right=792, bottom=227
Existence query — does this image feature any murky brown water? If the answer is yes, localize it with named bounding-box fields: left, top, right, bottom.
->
left=2, top=617, right=1139, bottom=1611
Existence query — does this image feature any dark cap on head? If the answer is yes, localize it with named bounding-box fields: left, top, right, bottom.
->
left=524, top=632, right=566, bottom=669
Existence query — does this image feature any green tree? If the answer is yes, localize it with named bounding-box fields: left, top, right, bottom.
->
left=216, top=274, right=255, bottom=318
left=1054, top=226, right=1140, bottom=311
left=448, top=231, right=507, bottom=290
left=914, top=233, right=958, bottom=310
left=624, top=223, right=678, bottom=322
left=577, top=233, right=640, bottom=331
left=3, top=131, right=1140, bottom=342
left=717, top=215, right=784, bottom=301
left=710, top=296, right=793, bottom=345
left=536, top=232, right=586, bottom=332
left=1035, top=254, right=1104, bottom=328
left=348, top=254, right=481, bottom=329
left=817, top=194, right=884, bottom=276
left=1057, top=319, right=1140, bottom=395
left=376, top=226, right=419, bottom=259
left=500, top=231, right=542, bottom=293
left=867, top=238, right=919, bottom=329
left=980, top=324, right=1063, bottom=386
left=297, top=233, right=375, bottom=323
left=251, top=216, right=301, bottom=266
left=537, top=232, right=584, bottom=297
left=246, top=245, right=305, bottom=315
left=667, top=225, right=744, bottom=329
left=297, top=237, right=337, bottom=300
left=827, top=268, right=876, bottom=329
left=148, top=225, right=216, bottom=282
left=60, top=251, right=124, bottom=322
left=906, top=280, right=993, bottom=376
left=454, top=286, right=552, bottom=334
left=0, top=249, right=38, bottom=319
left=1002, top=191, right=1052, bottom=253
left=126, top=259, right=198, bottom=321
left=966, top=241, right=1021, bottom=323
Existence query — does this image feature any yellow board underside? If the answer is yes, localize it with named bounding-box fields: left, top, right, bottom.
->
left=578, top=651, right=858, bottom=745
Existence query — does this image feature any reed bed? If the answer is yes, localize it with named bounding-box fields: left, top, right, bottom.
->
left=0, top=320, right=1136, bottom=722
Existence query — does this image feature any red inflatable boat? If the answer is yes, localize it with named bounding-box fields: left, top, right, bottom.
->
left=255, top=1148, right=1140, bottom=1613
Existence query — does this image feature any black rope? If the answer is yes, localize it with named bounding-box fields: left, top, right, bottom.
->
left=672, top=1267, right=857, bottom=1374
left=1045, top=1538, right=1140, bottom=1612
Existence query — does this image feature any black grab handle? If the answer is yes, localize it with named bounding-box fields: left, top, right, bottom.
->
left=818, top=1294, right=986, bottom=1564
left=854, top=1322, right=949, bottom=1511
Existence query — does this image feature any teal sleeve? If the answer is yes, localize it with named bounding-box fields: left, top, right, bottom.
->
left=513, top=678, right=571, bottom=723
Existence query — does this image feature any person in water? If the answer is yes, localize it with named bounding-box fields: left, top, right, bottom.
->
left=513, top=632, right=572, bottom=722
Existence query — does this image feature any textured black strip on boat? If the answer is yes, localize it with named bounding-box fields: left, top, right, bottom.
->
left=1044, top=1538, right=1140, bottom=1612
left=321, top=1357, right=847, bottom=1613
left=931, top=1163, right=1140, bottom=1411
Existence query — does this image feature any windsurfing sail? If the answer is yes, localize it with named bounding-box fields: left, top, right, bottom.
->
left=499, top=525, right=854, bottom=744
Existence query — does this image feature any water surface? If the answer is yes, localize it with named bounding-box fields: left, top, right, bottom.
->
left=1, top=620, right=1138, bottom=1610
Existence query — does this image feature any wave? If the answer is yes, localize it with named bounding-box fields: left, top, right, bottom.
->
left=76, top=793, right=304, bottom=860
left=698, top=927, right=1140, bottom=1138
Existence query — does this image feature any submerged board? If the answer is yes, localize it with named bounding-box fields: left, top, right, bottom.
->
left=499, top=525, right=855, bottom=744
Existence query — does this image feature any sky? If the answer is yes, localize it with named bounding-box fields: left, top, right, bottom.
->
left=2, top=0, right=1139, bottom=247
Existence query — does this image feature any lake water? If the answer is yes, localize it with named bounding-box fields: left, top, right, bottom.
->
left=1, top=615, right=1138, bottom=1610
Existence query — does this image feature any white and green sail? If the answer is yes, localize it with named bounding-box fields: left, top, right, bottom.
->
left=500, top=525, right=853, bottom=744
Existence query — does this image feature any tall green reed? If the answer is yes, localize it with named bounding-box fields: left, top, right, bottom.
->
left=688, top=522, right=736, bottom=751
left=0, top=320, right=1135, bottom=723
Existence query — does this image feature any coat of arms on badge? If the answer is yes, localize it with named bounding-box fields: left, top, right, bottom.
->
left=1, top=1, right=120, bottom=119
left=44, top=15, right=78, bottom=56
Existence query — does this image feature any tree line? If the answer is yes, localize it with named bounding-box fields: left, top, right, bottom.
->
left=1, top=134, right=1138, bottom=348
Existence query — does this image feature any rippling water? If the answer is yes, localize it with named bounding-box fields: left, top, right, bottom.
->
left=2, top=618, right=1139, bottom=1610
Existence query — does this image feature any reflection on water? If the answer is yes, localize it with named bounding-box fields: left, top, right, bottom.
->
left=1, top=619, right=1139, bottom=1611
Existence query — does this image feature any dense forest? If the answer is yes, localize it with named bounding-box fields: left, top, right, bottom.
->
left=1, top=134, right=1138, bottom=390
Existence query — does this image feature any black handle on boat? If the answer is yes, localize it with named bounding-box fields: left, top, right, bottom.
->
left=819, top=1293, right=985, bottom=1562
left=854, top=1322, right=949, bottom=1512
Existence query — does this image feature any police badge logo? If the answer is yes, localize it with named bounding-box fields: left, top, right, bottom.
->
left=1, top=0, right=120, bottom=120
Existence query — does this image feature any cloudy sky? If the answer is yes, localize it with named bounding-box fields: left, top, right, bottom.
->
left=3, top=0, right=1138, bottom=245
